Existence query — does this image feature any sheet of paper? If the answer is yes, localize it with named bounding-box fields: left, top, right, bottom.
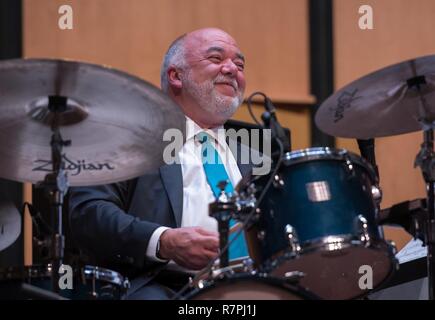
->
left=395, top=238, right=427, bottom=264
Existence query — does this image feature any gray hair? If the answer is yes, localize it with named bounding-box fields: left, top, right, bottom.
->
left=160, top=34, right=187, bottom=93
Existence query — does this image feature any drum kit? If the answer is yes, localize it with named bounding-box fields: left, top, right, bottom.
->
left=182, top=54, right=435, bottom=300
left=0, top=54, right=434, bottom=300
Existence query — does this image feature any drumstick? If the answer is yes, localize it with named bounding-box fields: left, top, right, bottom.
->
left=229, top=222, right=243, bottom=234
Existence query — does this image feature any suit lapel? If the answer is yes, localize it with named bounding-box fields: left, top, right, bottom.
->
left=159, top=163, right=183, bottom=227
left=228, top=138, right=253, bottom=178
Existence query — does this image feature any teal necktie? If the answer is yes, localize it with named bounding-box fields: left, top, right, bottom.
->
left=197, top=132, right=249, bottom=261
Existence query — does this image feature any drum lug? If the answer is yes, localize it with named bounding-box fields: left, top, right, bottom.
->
left=344, top=154, right=356, bottom=177
left=387, top=240, right=397, bottom=255
left=371, top=185, right=382, bottom=204
left=196, top=279, right=207, bottom=290
left=242, top=258, right=256, bottom=274
left=257, top=230, right=266, bottom=241
left=122, top=278, right=131, bottom=291
left=273, top=174, right=285, bottom=188
left=284, top=271, right=306, bottom=284
left=354, top=214, right=371, bottom=244
left=285, top=224, right=301, bottom=254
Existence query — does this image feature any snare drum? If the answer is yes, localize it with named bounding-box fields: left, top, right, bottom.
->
left=185, top=273, right=319, bottom=300
left=245, top=147, right=397, bottom=299
left=0, top=264, right=129, bottom=300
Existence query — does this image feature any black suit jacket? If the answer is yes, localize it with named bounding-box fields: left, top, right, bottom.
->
left=68, top=143, right=254, bottom=277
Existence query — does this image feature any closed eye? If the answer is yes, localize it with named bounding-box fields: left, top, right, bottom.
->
left=208, top=56, right=222, bottom=63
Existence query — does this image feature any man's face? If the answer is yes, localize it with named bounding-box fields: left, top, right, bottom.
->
left=180, top=29, right=246, bottom=125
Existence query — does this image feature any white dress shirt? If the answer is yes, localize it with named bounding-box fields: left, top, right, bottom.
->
left=146, top=117, right=242, bottom=262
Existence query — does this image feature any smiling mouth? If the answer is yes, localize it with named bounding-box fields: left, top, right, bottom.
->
left=215, top=82, right=237, bottom=91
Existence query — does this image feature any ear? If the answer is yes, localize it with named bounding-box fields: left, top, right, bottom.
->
left=167, top=66, right=182, bottom=90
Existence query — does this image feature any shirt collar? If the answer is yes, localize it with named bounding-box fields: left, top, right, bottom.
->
left=185, top=116, right=226, bottom=147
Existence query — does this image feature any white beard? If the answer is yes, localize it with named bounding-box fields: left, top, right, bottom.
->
left=182, top=71, right=244, bottom=120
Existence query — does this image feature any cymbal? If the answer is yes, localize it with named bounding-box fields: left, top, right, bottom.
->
left=315, top=55, right=435, bottom=139
left=0, top=59, right=185, bottom=186
left=0, top=201, right=21, bottom=252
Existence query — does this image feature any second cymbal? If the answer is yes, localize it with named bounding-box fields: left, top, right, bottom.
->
left=315, top=55, right=435, bottom=139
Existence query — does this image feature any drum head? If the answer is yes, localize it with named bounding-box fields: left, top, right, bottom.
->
left=269, top=244, right=395, bottom=300
left=185, top=274, right=318, bottom=300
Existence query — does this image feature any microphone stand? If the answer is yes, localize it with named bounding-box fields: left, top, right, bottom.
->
left=357, top=139, right=379, bottom=179
left=262, top=97, right=291, bottom=153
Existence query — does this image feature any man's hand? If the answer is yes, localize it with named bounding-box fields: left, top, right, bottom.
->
left=158, top=227, right=219, bottom=270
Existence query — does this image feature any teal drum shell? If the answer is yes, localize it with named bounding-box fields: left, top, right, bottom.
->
left=245, top=147, right=397, bottom=300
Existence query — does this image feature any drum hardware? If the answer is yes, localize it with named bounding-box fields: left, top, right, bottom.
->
left=354, top=215, right=370, bottom=244
left=29, top=95, right=71, bottom=293
left=386, top=241, right=398, bottom=256
left=283, top=271, right=306, bottom=283
left=273, top=174, right=285, bottom=188
left=209, top=180, right=239, bottom=269
left=378, top=198, right=427, bottom=242
left=414, top=124, right=435, bottom=300
left=343, top=154, right=356, bottom=178
left=285, top=224, right=301, bottom=254
left=87, top=266, right=98, bottom=299
left=315, top=54, right=435, bottom=299
left=371, top=186, right=382, bottom=205
left=209, top=258, right=256, bottom=280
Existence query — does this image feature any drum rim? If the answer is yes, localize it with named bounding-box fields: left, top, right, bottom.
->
left=266, top=235, right=397, bottom=262
left=0, top=264, right=127, bottom=288
left=282, top=147, right=378, bottom=182
left=82, top=265, right=127, bottom=287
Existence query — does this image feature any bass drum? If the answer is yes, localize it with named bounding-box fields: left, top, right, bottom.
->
left=184, top=273, right=319, bottom=300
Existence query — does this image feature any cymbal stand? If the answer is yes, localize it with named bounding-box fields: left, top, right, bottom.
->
left=414, top=127, right=435, bottom=300
left=37, top=96, right=71, bottom=293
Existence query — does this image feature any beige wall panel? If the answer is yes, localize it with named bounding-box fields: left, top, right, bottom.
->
left=334, top=0, right=435, bottom=246
left=24, top=0, right=312, bottom=103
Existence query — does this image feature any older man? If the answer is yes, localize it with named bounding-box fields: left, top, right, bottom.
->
left=69, top=28, right=252, bottom=299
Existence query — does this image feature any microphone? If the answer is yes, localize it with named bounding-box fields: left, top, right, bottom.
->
left=263, top=97, right=291, bottom=152
left=357, top=138, right=379, bottom=178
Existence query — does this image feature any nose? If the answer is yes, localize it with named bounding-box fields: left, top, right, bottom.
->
left=221, top=59, right=238, bottom=77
